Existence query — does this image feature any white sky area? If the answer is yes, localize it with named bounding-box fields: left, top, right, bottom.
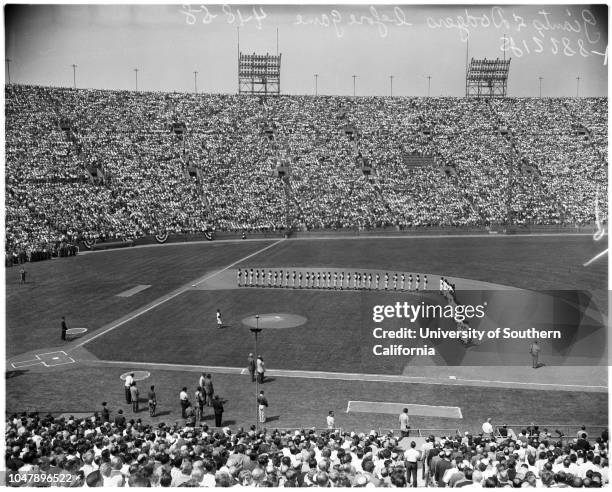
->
left=4, top=4, right=609, bottom=97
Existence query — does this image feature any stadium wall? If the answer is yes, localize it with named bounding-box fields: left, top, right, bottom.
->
left=78, top=224, right=597, bottom=250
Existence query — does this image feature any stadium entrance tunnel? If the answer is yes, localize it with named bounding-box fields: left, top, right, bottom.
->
left=242, top=313, right=307, bottom=329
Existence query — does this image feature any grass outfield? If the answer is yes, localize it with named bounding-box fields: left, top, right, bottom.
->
left=83, top=287, right=606, bottom=370
left=5, top=240, right=276, bottom=357
left=5, top=365, right=607, bottom=433
left=6, top=235, right=607, bottom=358
left=235, top=236, right=607, bottom=306
left=5, top=235, right=608, bottom=431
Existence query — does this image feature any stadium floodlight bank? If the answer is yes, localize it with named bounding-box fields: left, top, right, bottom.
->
left=465, top=57, right=511, bottom=98
left=238, top=52, right=281, bottom=96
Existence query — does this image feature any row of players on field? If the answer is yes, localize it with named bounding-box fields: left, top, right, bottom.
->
left=237, top=268, right=455, bottom=293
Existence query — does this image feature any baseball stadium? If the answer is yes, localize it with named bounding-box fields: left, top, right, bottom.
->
left=3, top=3, right=609, bottom=488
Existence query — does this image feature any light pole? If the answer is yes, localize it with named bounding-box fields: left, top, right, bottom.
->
left=194, top=71, right=198, bottom=94
left=134, top=68, right=139, bottom=91
left=250, top=316, right=262, bottom=429
left=71, top=64, right=77, bottom=89
left=576, top=76, right=580, bottom=98
left=427, top=75, right=431, bottom=97
left=352, top=75, right=357, bottom=97
left=389, top=75, right=394, bottom=97
left=539, top=76, right=543, bottom=98
left=314, top=74, right=318, bottom=96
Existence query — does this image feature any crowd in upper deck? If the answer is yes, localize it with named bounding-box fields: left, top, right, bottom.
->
left=5, top=85, right=608, bottom=260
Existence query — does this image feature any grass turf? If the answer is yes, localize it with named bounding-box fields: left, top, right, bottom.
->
left=5, top=365, right=608, bottom=433
left=5, top=241, right=275, bottom=357
left=5, top=235, right=608, bottom=432
left=83, top=288, right=606, bottom=370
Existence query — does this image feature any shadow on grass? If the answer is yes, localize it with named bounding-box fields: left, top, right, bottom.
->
left=6, top=370, right=28, bottom=379
left=153, top=410, right=172, bottom=417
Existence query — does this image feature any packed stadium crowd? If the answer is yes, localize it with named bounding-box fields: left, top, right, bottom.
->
left=4, top=410, right=609, bottom=488
left=5, top=85, right=608, bottom=260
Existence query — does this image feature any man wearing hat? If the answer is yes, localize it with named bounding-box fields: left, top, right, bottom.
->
left=247, top=353, right=256, bottom=382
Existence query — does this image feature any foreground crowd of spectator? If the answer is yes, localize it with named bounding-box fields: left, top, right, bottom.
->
left=4, top=411, right=608, bottom=488
left=5, top=85, right=608, bottom=260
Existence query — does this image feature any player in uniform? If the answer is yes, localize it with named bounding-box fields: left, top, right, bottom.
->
left=333, top=272, right=338, bottom=289
left=424, top=275, right=428, bottom=291
left=393, top=273, right=398, bottom=291
left=305, top=272, right=310, bottom=289
left=385, top=273, right=389, bottom=290
left=368, top=273, right=373, bottom=290
left=298, top=271, right=303, bottom=288
left=415, top=274, right=420, bottom=291
left=401, top=273, right=405, bottom=291
left=292, top=271, right=296, bottom=288
left=249, top=268, right=254, bottom=287
left=216, top=310, right=223, bottom=329
left=375, top=273, right=380, bottom=290
left=408, top=274, right=412, bottom=291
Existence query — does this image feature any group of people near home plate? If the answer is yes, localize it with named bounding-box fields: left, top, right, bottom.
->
left=237, top=268, right=428, bottom=291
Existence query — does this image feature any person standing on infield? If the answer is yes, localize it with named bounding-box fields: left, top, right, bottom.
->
left=247, top=353, right=256, bottom=382
left=124, top=373, right=134, bottom=404
left=203, top=374, right=214, bottom=406
left=327, top=411, right=335, bottom=430
left=216, top=310, right=223, bottom=329
left=399, top=407, right=410, bottom=437
left=257, top=390, right=269, bottom=424
left=130, top=382, right=139, bottom=413
left=61, top=317, right=68, bottom=341
left=19, top=268, right=26, bottom=284
left=256, top=355, right=265, bottom=384
left=212, top=395, right=224, bottom=427
left=148, top=385, right=157, bottom=417
left=179, top=387, right=189, bottom=418
left=529, top=340, right=541, bottom=368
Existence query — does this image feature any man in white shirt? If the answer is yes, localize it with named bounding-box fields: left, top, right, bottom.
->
left=124, top=373, right=134, bottom=404
left=482, top=418, right=494, bottom=438
left=326, top=411, right=335, bottom=430
left=179, top=387, right=189, bottom=418
left=404, top=441, right=421, bottom=487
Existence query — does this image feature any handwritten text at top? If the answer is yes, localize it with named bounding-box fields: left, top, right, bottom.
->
left=178, top=5, right=605, bottom=63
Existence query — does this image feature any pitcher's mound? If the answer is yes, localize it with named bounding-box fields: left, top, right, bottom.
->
left=242, top=313, right=307, bottom=329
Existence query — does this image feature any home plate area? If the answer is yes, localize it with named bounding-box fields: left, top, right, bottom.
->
left=346, top=401, right=463, bottom=419
left=11, top=351, right=75, bottom=369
